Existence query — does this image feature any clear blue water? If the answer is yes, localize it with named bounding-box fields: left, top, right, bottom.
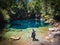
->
left=10, top=20, right=49, bottom=29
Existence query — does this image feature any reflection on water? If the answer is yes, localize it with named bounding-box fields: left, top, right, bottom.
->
left=10, top=20, right=49, bottom=29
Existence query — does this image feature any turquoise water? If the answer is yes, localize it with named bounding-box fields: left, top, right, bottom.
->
left=10, top=20, right=49, bottom=29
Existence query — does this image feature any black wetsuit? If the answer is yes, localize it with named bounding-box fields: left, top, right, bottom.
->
left=31, top=31, right=36, bottom=40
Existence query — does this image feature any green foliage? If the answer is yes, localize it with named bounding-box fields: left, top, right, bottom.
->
left=0, top=0, right=60, bottom=20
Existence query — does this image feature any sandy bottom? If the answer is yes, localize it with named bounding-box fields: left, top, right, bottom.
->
left=0, top=27, right=59, bottom=45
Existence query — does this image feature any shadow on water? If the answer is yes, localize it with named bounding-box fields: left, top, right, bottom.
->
left=32, top=39, right=39, bottom=41
left=9, top=20, right=49, bottom=29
